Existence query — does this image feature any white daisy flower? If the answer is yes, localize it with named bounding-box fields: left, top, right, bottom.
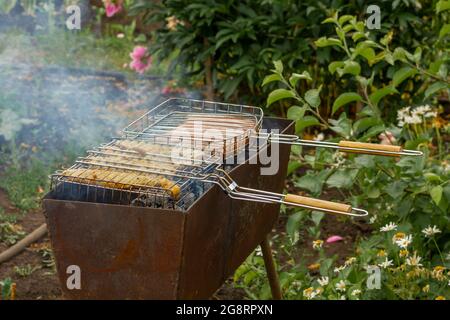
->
left=312, top=240, right=324, bottom=250
left=378, top=257, right=394, bottom=269
left=424, top=111, right=437, bottom=118
left=395, top=235, right=413, bottom=248
left=334, top=265, right=346, bottom=273
left=303, top=287, right=321, bottom=300
left=422, top=225, right=441, bottom=238
left=397, top=107, right=411, bottom=120
left=345, top=257, right=357, bottom=266
left=404, top=114, right=422, bottom=125
left=314, top=133, right=325, bottom=141
left=336, top=280, right=346, bottom=292
left=317, top=276, right=329, bottom=287
left=406, top=252, right=423, bottom=267
left=413, top=105, right=431, bottom=116
left=351, top=289, right=362, bottom=296
left=380, top=222, right=398, bottom=232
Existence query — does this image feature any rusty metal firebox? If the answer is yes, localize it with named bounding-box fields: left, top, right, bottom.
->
left=43, top=117, right=293, bottom=299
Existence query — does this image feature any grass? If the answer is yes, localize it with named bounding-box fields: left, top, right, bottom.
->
left=0, top=27, right=174, bottom=77
left=0, top=28, right=135, bottom=73
left=0, top=160, right=49, bottom=212
left=0, top=212, right=19, bottom=224
left=0, top=222, right=25, bottom=245
left=14, top=264, right=40, bottom=278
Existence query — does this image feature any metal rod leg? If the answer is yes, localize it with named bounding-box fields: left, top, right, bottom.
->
left=260, top=236, right=282, bottom=300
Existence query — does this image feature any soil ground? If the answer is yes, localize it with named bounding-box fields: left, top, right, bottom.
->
left=0, top=188, right=370, bottom=300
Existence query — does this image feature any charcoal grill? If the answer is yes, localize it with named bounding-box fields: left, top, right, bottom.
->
left=43, top=98, right=423, bottom=300
left=43, top=117, right=294, bottom=299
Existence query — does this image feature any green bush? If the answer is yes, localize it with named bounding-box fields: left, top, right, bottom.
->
left=234, top=8, right=449, bottom=300
left=129, top=0, right=441, bottom=106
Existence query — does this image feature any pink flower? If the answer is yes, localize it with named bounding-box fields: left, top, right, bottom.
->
left=130, top=46, right=147, bottom=60
left=129, top=45, right=152, bottom=74
left=326, top=235, right=344, bottom=243
left=105, top=2, right=122, bottom=18
left=130, top=57, right=152, bottom=74
left=161, top=86, right=172, bottom=95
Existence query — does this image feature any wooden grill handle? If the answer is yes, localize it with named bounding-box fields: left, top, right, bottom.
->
left=338, top=141, right=402, bottom=156
left=284, top=194, right=352, bottom=213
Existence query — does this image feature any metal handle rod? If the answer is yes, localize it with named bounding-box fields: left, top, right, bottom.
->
left=227, top=190, right=368, bottom=217
left=255, top=133, right=423, bottom=157
left=215, top=170, right=368, bottom=217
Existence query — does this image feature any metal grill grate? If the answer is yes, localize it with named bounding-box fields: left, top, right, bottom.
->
left=50, top=138, right=218, bottom=210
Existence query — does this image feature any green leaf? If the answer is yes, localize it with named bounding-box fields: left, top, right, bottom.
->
left=286, top=212, right=305, bottom=237
left=311, top=212, right=325, bottom=226
left=262, top=74, right=282, bottom=87
left=354, top=155, right=375, bottom=169
left=424, top=173, right=442, bottom=183
left=392, top=67, right=417, bottom=87
left=315, top=37, right=342, bottom=47
left=287, top=105, right=307, bottom=121
left=322, top=14, right=337, bottom=24
left=353, top=117, right=381, bottom=135
left=358, top=47, right=376, bottom=62
left=428, top=60, right=444, bottom=74
left=273, top=60, right=283, bottom=73
left=294, top=174, right=322, bottom=194
left=359, top=124, right=385, bottom=141
left=384, top=53, right=394, bottom=65
left=424, top=82, right=449, bottom=100
left=392, top=47, right=408, bottom=62
left=338, top=61, right=361, bottom=76
left=221, top=75, right=244, bottom=99
left=342, top=24, right=354, bottom=33
left=326, top=169, right=359, bottom=189
left=328, top=61, right=345, bottom=74
left=396, top=196, right=413, bottom=218
left=413, top=47, right=422, bottom=64
left=287, top=161, right=302, bottom=176
left=266, top=89, right=295, bottom=107
left=289, top=71, right=312, bottom=86
left=332, top=92, right=362, bottom=115
left=294, top=169, right=330, bottom=195
left=385, top=181, right=407, bottom=199
left=352, top=32, right=366, bottom=42
left=439, top=24, right=450, bottom=38
left=367, top=186, right=380, bottom=198
left=295, top=116, right=320, bottom=132
left=338, top=15, right=354, bottom=25
left=369, top=86, right=398, bottom=106
left=329, top=113, right=353, bottom=138
left=304, top=88, right=321, bottom=108
left=436, top=0, right=450, bottom=13
left=430, top=186, right=443, bottom=205
left=335, top=27, right=345, bottom=40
